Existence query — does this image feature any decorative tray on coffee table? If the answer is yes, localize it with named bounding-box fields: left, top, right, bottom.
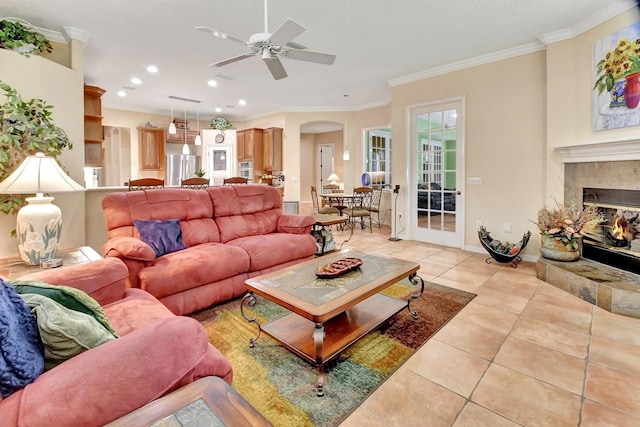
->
left=315, top=257, right=363, bottom=279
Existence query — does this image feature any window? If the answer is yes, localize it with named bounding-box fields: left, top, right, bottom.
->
left=363, top=129, right=391, bottom=187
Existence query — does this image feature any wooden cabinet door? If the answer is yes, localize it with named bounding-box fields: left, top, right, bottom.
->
left=237, top=131, right=246, bottom=160
left=263, top=127, right=282, bottom=171
left=138, top=127, right=165, bottom=170
left=244, top=130, right=254, bottom=160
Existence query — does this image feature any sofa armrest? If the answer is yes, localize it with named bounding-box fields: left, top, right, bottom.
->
left=277, top=214, right=316, bottom=235
left=7, top=316, right=221, bottom=427
left=102, top=236, right=156, bottom=262
left=18, top=258, right=128, bottom=306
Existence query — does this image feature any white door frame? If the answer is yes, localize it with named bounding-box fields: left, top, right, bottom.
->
left=407, top=97, right=466, bottom=248
left=317, top=144, right=335, bottom=190
left=206, top=144, right=233, bottom=186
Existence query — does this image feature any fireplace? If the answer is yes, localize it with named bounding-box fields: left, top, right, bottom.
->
left=581, top=188, right=640, bottom=272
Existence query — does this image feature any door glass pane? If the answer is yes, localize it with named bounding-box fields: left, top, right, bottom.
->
left=416, top=108, right=457, bottom=232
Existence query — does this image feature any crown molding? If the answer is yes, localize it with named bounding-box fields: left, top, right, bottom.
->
left=555, top=138, right=640, bottom=163
left=388, top=42, right=545, bottom=87
left=63, top=26, right=90, bottom=45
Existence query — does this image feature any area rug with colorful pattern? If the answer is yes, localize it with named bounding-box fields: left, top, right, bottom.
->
left=190, top=278, right=475, bottom=427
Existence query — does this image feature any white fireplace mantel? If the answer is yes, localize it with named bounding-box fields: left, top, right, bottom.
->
left=555, top=139, right=640, bottom=163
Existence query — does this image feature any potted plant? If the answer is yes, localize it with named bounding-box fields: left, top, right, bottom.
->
left=0, top=80, right=72, bottom=234
left=0, top=18, right=52, bottom=57
left=210, top=116, right=232, bottom=131
left=193, top=169, right=206, bottom=178
left=535, top=200, right=603, bottom=261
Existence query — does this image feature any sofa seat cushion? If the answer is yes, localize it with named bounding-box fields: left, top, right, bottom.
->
left=227, top=233, right=317, bottom=272
left=138, top=243, right=251, bottom=300
left=102, top=288, right=175, bottom=336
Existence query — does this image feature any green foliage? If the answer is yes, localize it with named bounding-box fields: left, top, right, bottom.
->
left=193, top=169, right=206, bottom=178
left=210, top=116, right=232, bottom=131
left=0, top=80, right=72, bottom=218
left=0, top=19, right=52, bottom=57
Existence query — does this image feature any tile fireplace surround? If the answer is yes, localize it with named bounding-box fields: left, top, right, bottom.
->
left=537, top=141, right=640, bottom=318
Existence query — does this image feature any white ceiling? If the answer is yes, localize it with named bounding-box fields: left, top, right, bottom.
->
left=0, top=0, right=635, bottom=124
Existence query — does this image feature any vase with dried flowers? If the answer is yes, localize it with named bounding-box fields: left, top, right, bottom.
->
left=535, top=200, right=604, bottom=261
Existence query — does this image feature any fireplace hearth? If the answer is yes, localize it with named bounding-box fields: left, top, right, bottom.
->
left=582, top=187, right=640, bottom=273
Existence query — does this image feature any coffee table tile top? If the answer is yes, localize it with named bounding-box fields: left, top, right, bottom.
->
left=246, top=250, right=419, bottom=316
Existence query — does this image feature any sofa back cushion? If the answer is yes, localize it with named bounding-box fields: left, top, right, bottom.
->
left=207, top=185, right=283, bottom=243
left=102, top=189, right=221, bottom=246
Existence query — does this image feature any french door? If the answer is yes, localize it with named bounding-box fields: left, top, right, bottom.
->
left=410, top=99, right=464, bottom=247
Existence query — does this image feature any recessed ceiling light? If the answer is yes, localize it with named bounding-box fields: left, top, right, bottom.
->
left=131, top=77, right=142, bottom=85
left=238, top=99, right=246, bottom=106
left=215, top=107, right=222, bottom=113
left=207, top=80, right=218, bottom=87
left=117, top=90, right=127, bottom=97
left=146, top=65, right=158, bottom=73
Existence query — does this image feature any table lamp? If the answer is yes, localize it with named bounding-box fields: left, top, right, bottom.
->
left=327, top=173, right=340, bottom=185
left=0, top=152, right=85, bottom=265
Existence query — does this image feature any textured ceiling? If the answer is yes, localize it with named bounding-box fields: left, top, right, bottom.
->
left=0, top=0, right=636, bottom=122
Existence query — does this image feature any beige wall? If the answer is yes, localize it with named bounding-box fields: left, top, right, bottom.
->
left=0, top=41, right=85, bottom=258
left=391, top=52, right=547, bottom=254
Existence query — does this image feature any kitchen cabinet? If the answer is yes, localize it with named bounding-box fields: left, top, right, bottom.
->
left=84, top=85, right=105, bottom=167
left=237, top=128, right=264, bottom=182
left=166, top=129, right=200, bottom=144
left=263, top=127, right=282, bottom=172
left=138, top=127, right=166, bottom=171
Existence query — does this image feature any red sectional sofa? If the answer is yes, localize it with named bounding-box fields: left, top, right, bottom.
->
left=0, top=257, right=233, bottom=426
left=101, top=184, right=317, bottom=315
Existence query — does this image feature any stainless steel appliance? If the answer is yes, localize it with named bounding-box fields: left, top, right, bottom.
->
left=238, top=161, right=253, bottom=182
left=167, top=154, right=201, bottom=186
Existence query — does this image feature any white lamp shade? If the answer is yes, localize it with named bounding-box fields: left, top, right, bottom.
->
left=194, top=134, right=202, bottom=146
left=0, top=153, right=85, bottom=194
left=169, top=122, right=177, bottom=134
left=0, top=153, right=84, bottom=265
left=182, top=143, right=190, bottom=155
left=327, top=173, right=340, bottom=183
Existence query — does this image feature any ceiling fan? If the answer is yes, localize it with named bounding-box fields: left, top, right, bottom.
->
left=195, top=0, right=336, bottom=80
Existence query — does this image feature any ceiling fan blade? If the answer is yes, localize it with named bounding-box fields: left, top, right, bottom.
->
left=263, top=57, right=288, bottom=80
left=286, top=41, right=306, bottom=50
left=286, top=49, right=336, bottom=65
left=269, top=19, right=305, bottom=47
left=195, top=26, right=247, bottom=45
left=209, top=53, right=256, bottom=67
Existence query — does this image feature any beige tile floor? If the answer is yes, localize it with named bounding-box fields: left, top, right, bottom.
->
left=303, top=206, right=640, bottom=426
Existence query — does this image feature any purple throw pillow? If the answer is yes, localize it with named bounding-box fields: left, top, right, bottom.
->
left=133, top=219, right=187, bottom=257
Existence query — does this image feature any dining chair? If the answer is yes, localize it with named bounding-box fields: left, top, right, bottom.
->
left=323, top=184, right=340, bottom=193
left=368, top=187, right=383, bottom=228
left=345, top=186, right=373, bottom=232
left=311, top=186, right=340, bottom=215
left=223, top=177, right=248, bottom=185
left=181, top=177, right=209, bottom=189
left=128, top=178, right=164, bottom=191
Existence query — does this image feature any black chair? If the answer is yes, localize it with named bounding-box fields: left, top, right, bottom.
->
left=368, top=187, right=383, bottom=227
left=345, top=187, right=373, bottom=232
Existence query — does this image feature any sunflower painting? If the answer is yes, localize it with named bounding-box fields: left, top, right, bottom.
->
left=592, top=21, right=640, bottom=131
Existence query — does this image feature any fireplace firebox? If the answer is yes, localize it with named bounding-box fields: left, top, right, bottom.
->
left=582, top=188, right=640, bottom=273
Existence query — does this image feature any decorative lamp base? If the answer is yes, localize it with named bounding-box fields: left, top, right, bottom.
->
left=16, top=196, right=62, bottom=265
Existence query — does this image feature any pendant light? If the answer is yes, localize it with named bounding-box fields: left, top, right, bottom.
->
left=169, top=103, right=177, bottom=134
left=182, top=106, right=189, bottom=154
left=194, top=106, right=202, bottom=146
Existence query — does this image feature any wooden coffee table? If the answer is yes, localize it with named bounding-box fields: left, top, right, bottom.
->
left=242, top=250, right=424, bottom=396
left=0, top=246, right=102, bottom=279
left=106, top=376, right=271, bottom=426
